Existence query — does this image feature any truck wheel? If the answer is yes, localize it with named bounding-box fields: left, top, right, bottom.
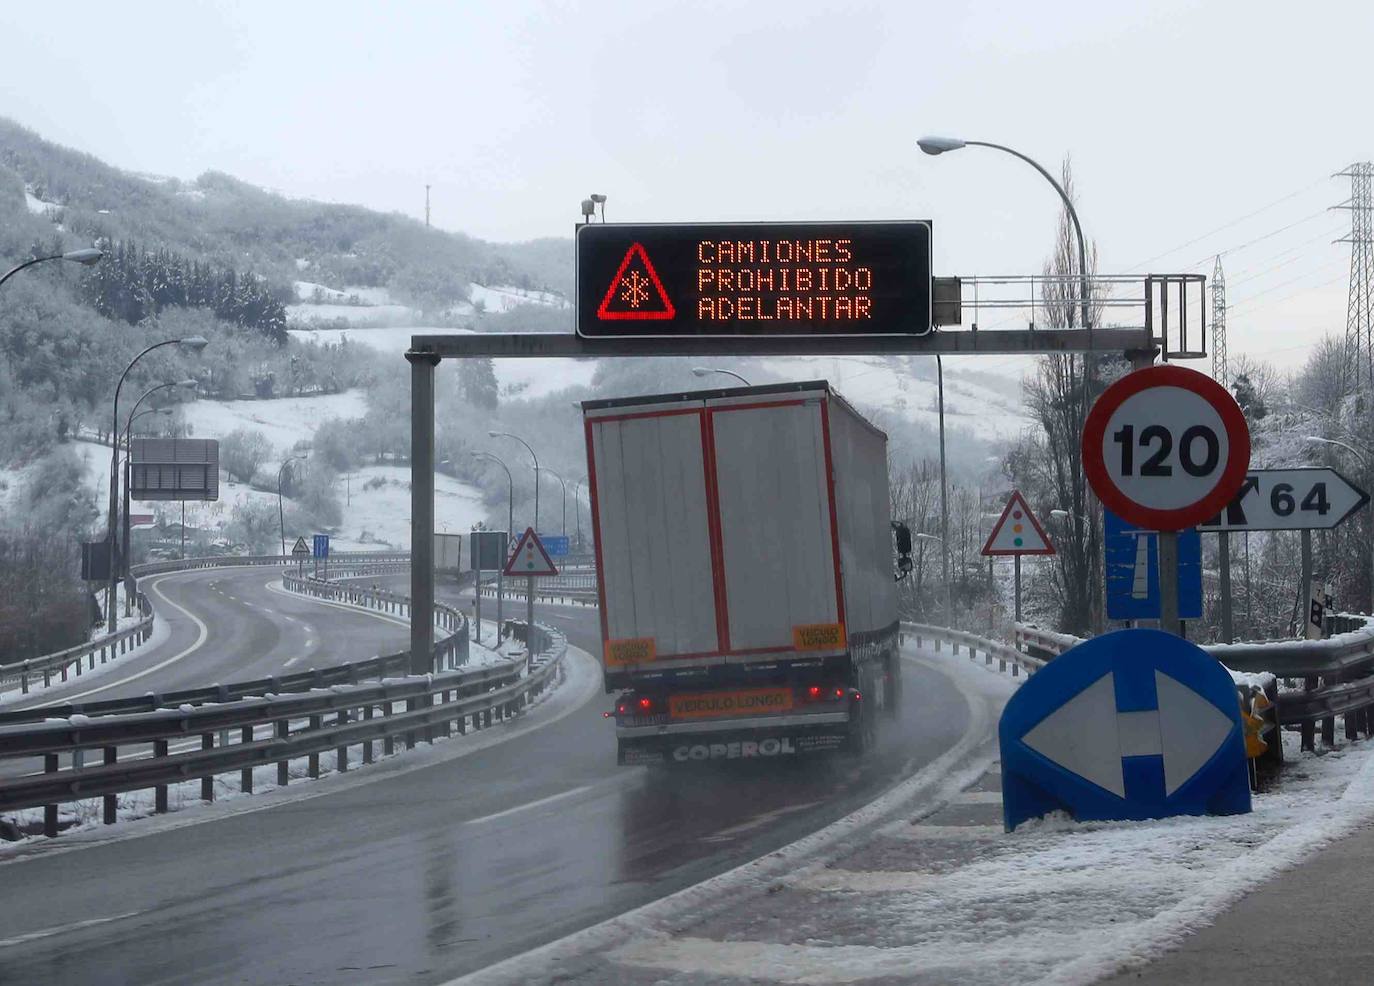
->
left=849, top=697, right=877, bottom=754
left=884, top=655, right=902, bottom=718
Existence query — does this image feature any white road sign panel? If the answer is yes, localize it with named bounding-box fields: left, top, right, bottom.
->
left=1197, top=468, right=1370, bottom=532
left=981, top=490, right=1055, bottom=556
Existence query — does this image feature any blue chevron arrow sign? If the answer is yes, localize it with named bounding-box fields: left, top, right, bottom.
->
left=1000, top=628, right=1251, bottom=831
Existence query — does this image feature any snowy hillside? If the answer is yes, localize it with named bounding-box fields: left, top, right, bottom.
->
left=286, top=280, right=569, bottom=328
left=62, top=391, right=487, bottom=552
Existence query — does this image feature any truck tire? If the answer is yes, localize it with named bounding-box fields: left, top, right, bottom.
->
left=849, top=694, right=877, bottom=754
left=884, top=653, right=902, bottom=719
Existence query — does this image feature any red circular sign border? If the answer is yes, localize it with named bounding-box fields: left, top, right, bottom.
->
left=1082, top=364, right=1250, bottom=531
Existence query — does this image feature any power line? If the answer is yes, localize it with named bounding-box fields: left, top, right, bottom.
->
left=1119, top=176, right=1328, bottom=272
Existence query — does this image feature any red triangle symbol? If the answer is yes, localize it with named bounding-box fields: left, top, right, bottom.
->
left=597, top=242, right=676, bottom=321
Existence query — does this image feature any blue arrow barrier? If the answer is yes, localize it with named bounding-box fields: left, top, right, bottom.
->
left=1000, top=628, right=1251, bottom=831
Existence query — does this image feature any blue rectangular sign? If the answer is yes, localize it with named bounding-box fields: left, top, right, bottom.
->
left=313, top=534, right=330, bottom=559
left=539, top=534, right=570, bottom=558
left=1104, top=509, right=1201, bottom=621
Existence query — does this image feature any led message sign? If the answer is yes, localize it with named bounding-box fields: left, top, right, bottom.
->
left=575, top=222, right=932, bottom=338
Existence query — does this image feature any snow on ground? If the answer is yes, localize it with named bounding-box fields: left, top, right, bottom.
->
left=68, top=391, right=483, bottom=551
left=23, top=187, right=58, bottom=215
left=333, top=465, right=485, bottom=550
left=180, top=390, right=366, bottom=451
left=286, top=326, right=598, bottom=397
left=761, top=355, right=1030, bottom=445
left=285, top=301, right=418, bottom=326
left=472, top=651, right=1374, bottom=986
left=469, top=283, right=570, bottom=312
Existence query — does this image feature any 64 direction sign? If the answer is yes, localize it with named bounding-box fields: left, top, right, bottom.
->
left=1083, top=365, right=1251, bottom=531
left=1198, top=468, right=1370, bottom=532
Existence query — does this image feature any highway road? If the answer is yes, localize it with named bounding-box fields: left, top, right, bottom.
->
left=0, top=575, right=980, bottom=985
left=4, top=564, right=410, bottom=713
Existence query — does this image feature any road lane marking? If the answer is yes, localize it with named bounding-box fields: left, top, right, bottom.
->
left=47, top=575, right=210, bottom=703
left=0, top=646, right=602, bottom=868
left=0, top=910, right=144, bottom=949
left=263, top=579, right=410, bottom=630
left=464, top=785, right=594, bottom=826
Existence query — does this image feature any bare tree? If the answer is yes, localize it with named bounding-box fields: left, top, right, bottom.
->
left=1012, top=160, right=1119, bottom=634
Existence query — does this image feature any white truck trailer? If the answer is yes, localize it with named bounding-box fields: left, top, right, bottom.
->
left=582, top=381, right=901, bottom=766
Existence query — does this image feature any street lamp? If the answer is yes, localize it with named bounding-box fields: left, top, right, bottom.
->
left=277, top=454, right=309, bottom=558
left=917, top=136, right=1090, bottom=334
left=1305, top=435, right=1374, bottom=614
left=105, top=336, right=208, bottom=631
left=573, top=476, right=585, bottom=551
left=489, top=431, right=539, bottom=532
left=691, top=367, right=752, bottom=386
left=0, top=247, right=104, bottom=292
left=544, top=467, right=569, bottom=536
left=472, top=451, right=515, bottom=540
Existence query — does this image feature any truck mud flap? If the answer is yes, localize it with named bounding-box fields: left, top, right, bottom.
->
left=618, top=728, right=850, bottom=766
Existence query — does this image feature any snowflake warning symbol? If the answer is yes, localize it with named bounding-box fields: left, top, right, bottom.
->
left=597, top=242, right=676, bottom=321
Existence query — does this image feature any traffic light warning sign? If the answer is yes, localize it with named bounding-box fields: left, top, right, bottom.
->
left=597, top=242, right=676, bottom=321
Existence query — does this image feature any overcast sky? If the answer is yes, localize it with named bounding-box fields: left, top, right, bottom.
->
left=2, top=0, right=1369, bottom=372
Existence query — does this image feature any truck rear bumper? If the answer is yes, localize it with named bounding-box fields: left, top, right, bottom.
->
left=616, top=712, right=852, bottom=766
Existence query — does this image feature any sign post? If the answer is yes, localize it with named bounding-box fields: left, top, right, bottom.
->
left=469, top=531, right=508, bottom=645
left=980, top=491, right=1055, bottom=623
left=1082, top=365, right=1251, bottom=636
left=503, top=528, right=559, bottom=667
left=291, top=535, right=310, bottom=577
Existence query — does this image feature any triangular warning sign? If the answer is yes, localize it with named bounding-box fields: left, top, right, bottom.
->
left=597, top=242, right=676, bottom=321
left=981, top=491, right=1055, bottom=556
left=291, top=536, right=310, bottom=556
left=503, top=527, right=560, bottom=577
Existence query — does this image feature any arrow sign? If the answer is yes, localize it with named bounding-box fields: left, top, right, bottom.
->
left=981, top=491, right=1055, bottom=556
left=1000, top=628, right=1250, bottom=830
left=1198, top=467, right=1369, bottom=532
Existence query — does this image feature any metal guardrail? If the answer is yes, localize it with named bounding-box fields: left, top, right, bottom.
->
left=1010, top=620, right=1374, bottom=757
left=0, top=573, right=566, bottom=838
left=0, top=552, right=409, bottom=698
left=0, top=564, right=457, bottom=727
left=476, top=579, right=598, bottom=607
left=904, top=622, right=1046, bottom=677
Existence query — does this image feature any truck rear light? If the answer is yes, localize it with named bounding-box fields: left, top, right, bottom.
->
left=834, top=687, right=845, bottom=700
left=807, top=685, right=822, bottom=700
left=638, top=697, right=653, bottom=712
left=853, top=691, right=862, bottom=701
left=617, top=703, right=628, bottom=715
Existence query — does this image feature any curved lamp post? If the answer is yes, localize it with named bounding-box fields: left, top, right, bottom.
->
left=106, top=337, right=208, bottom=631
left=277, top=454, right=309, bottom=558
left=489, top=431, right=539, bottom=532
left=691, top=367, right=751, bottom=386
left=0, top=247, right=103, bottom=293
left=917, top=136, right=1090, bottom=334
left=472, top=451, right=515, bottom=539
left=543, top=467, right=569, bottom=536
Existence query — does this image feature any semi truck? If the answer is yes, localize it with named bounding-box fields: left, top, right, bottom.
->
left=582, top=381, right=903, bottom=766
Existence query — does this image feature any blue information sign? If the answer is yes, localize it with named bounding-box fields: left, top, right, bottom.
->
left=539, top=534, right=570, bottom=557
left=312, top=534, right=330, bottom=559
left=1104, top=509, right=1202, bottom=621
left=1000, top=628, right=1250, bottom=831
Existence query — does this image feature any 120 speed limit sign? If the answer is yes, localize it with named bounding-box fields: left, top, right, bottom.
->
left=1082, top=364, right=1250, bottom=531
